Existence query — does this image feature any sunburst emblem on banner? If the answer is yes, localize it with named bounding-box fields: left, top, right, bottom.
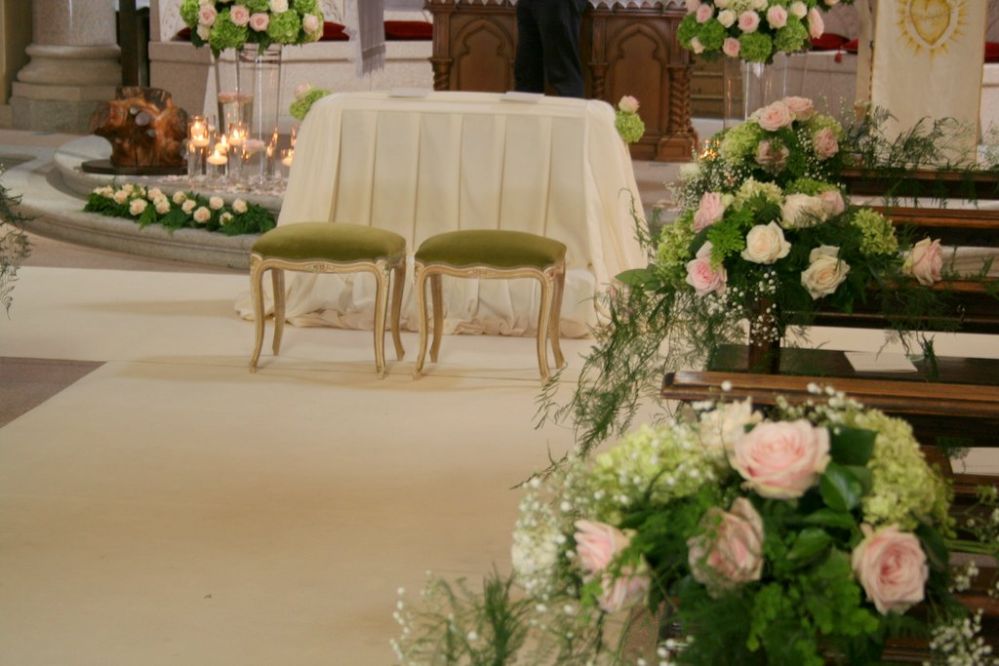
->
left=896, top=0, right=968, bottom=57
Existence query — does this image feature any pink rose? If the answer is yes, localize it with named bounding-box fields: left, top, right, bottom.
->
left=229, top=5, right=250, bottom=27
left=575, top=520, right=630, bottom=573
left=783, top=96, right=815, bottom=121
left=199, top=5, right=217, bottom=26
left=723, top=37, right=741, bottom=58
left=755, top=140, right=790, bottom=171
left=808, top=7, right=825, bottom=39
left=812, top=127, right=839, bottom=160
left=818, top=190, right=846, bottom=217
left=688, top=498, right=764, bottom=593
left=685, top=242, right=727, bottom=297
left=696, top=3, right=714, bottom=23
left=905, top=238, right=943, bottom=286
left=766, top=5, right=788, bottom=29
left=756, top=101, right=794, bottom=132
left=852, top=525, right=928, bottom=615
left=684, top=0, right=700, bottom=13
left=618, top=95, right=640, bottom=114
left=693, top=191, right=726, bottom=232
left=249, top=12, right=270, bottom=32
left=729, top=420, right=830, bottom=499
left=598, top=570, right=651, bottom=613
left=738, top=10, right=761, bottom=33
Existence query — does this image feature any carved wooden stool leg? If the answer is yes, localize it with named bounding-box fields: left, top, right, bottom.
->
left=391, top=260, right=406, bottom=361
left=536, top=275, right=553, bottom=382
left=249, top=257, right=266, bottom=372
left=414, top=264, right=430, bottom=377
left=271, top=268, right=285, bottom=356
left=372, top=265, right=389, bottom=378
left=430, top=273, right=444, bottom=363
left=550, top=266, right=566, bottom=369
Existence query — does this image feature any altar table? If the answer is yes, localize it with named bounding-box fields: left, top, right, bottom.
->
left=238, top=91, right=646, bottom=337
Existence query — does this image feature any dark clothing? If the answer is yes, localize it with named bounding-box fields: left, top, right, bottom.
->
left=514, top=0, right=588, bottom=98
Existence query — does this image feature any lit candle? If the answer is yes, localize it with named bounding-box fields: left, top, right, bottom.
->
left=207, top=147, right=228, bottom=166
left=281, top=149, right=294, bottom=167
left=228, top=124, right=247, bottom=147
left=290, top=126, right=298, bottom=149
left=189, top=119, right=210, bottom=148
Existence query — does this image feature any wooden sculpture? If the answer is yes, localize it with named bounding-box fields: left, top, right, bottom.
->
left=84, top=87, right=188, bottom=175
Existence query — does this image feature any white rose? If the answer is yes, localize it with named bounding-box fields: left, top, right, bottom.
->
left=182, top=199, right=197, bottom=215
left=193, top=206, right=212, bottom=224
left=147, top=187, right=163, bottom=201
left=209, top=196, right=225, bottom=210
left=781, top=193, right=828, bottom=229
left=699, top=400, right=761, bottom=454
left=690, top=37, right=705, bottom=54
left=741, top=222, right=791, bottom=265
left=220, top=212, right=234, bottom=225
left=269, top=0, right=288, bottom=12
left=233, top=198, right=248, bottom=214
left=801, top=245, right=850, bottom=299
left=303, top=13, right=321, bottom=34
left=718, top=9, right=736, bottom=27
left=790, top=1, right=808, bottom=18
left=197, top=24, right=211, bottom=40
left=129, top=198, right=148, bottom=216
left=172, top=191, right=188, bottom=205
left=113, top=190, right=129, bottom=204
left=154, top=197, right=171, bottom=215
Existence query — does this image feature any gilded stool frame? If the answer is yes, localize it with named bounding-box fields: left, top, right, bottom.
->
left=412, top=260, right=566, bottom=381
left=249, top=253, right=406, bottom=377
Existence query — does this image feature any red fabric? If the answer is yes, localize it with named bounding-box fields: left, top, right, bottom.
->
left=844, top=38, right=859, bottom=53
left=384, top=20, right=433, bottom=41
left=322, top=21, right=349, bottom=41
left=174, top=27, right=191, bottom=41
left=810, top=33, right=848, bottom=51
left=986, top=42, right=999, bottom=63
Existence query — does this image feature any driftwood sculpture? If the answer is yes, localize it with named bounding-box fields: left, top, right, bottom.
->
left=90, top=87, right=188, bottom=169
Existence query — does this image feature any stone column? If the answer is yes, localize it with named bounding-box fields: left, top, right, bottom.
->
left=11, top=0, right=121, bottom=132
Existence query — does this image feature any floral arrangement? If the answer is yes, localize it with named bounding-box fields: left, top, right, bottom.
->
left=289, top=82, right=332, bottom=121
left=0, top=169, right=31, bottom=315
left=396, top=393, right=999, bottom=664
left=678, top=0, right=849, bottom=63
left=179, top=0, right=324, bottom=55
left=615, top=96, right=646, bottom=145
left=84, top=184, right=276, bottom=236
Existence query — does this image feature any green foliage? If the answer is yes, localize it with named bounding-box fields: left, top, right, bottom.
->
left=0, top=174, right=31, bottom=316
left=697, top=20, right=727, bottom=52
left=267, top=9, right=302, bottom=44
left=290, top=88, right=332, bottom=121
left=739, top=33, right=773, bottom=63
left=615, top=111, right=646, bottom=145
left=773, top=19, right=808, bottom=54
left=179, top=0, right=200, bottom=26
left=209, top=10, right=249, bottom=53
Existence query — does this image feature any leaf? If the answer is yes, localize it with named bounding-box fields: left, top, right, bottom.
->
left=843, top=465, right=873, bottom=494
left=615, top=268, right=656, bottom=288
left=820, top=463, right=863, bottom=513
left=916, top=523, right=949, bottom=572
left=787, top=527, right=833, bottom=565
left=801, top=508, right=857, bottom=531
left=829, top=427, right=876, bottom=466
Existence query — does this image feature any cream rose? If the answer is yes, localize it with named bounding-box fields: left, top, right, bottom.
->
left=752, top=0, right=767, bottom=9
left=249, top=12, right=269, bottom=32
left=756, top=101, right=794, bottom=132
left=693, top=192, right=726, bottom=232
left=781, top=193, right=828, bottom=228
left=196, top=24, right=211, bottom=40
left=193, top=206, right=212, bottom=224
left=154, top=197, right=171, bottom=215
left=688, top=498, right=764, bottom=592
left=808, top=7, right=825, bottom=39
left=233, top=198, right=248, bottom=214
left=755, top=140, right=789, bottom=171
left=129, top=198, right=148, bottom=216
left=729, top=420, right=830, bottom=499
left=220, top=212, right=234, bottom=226
left=695, top=3, right=713, bottom=22
left=699, top=399, right=761, bottom=453
left=904, top=237, right=943, bottom=286
left=852, top=525, right=928, bottom=615
left=766, top=5, right=788, bottom=29
left=812, top=127, right=839, bottom=160
left=209, top=196, right=225, bottom=210
left=172, top=191, right=187, bottom=205
left=685, top=242, right=727, bottom=297
left=182, top=199, right=197, bottom=215
left=818, top=190, right=846, bottom=217
left=801, top=245, right=850, bottom=299
left=722, top=36, right=741, bottom=57
left=738, top=10, right=761, bottom=33
left=790, top=1, right=808, bottom=18
left=690, top=37, right=705, bottom=54
left=229, top=5, right=250, bottom=27
left=303, top=13, right=321, bottom=34
left=113, top=190, right=129, bottom=205
left=718, top=9, right=736, bottom=29
left=269, top=0, right=289, bottom=12
left=741, top=222, right=791, bottom=265
left=783, top=96, right=815, bottom=121
left=618, top=95, right=640, bottom=114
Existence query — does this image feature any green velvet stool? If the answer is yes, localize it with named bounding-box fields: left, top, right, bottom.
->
left=249, top=222, right=407, bottom=376
left=413, top=229, right=567, bottom=381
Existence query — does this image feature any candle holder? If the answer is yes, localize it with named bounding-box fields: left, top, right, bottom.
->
left=187, top=114, right=212, bottom=182
left=280, top=148, right=295, bottom=181
left=227, top=121, right=248, bottom=187
left=206, top=139, right=230, bottom=182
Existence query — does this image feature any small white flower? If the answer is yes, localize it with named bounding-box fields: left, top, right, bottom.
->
left=721, top=380, right=732, bottom=392
left=209, top=196, right=225, bottom=210
left=193, top=206, right=212, bottom=224
left=233, top=198, right=248, bottom=214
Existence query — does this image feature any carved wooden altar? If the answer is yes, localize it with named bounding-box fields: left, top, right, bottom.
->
left=425, top=0, right=697, bottom=162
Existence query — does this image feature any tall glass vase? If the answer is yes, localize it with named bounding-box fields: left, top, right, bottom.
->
left=240, top=45, right=283, bottom=185
left=723, top=59, right=789, bottom=128
left=213, top=50, right=251, bottom=136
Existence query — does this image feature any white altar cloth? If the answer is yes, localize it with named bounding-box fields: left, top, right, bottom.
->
left=237, top=91, right=647, bottom=338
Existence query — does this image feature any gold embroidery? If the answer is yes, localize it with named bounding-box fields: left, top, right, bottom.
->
left=897, top=0, right=967, bottom=57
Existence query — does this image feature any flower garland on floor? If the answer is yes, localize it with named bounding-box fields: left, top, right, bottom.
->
left=83, top=184, right=276, bottom=236
left=395, top=392, right=999, bottom=665
left=179, top=0, right=324, bottom=55
left=0, top=169, right=31, bottom=315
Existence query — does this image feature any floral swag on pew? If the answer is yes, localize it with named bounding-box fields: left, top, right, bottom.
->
left=394, top=392, right=997, bottom=664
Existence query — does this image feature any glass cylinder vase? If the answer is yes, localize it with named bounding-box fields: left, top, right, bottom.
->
left=240, top=44, right=283, bottom=185
left=213, top=50, right=252, bottom=136
left=726, top=59, right=789, bottom=124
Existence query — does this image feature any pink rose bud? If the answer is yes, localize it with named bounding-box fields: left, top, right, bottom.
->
left=756, top=100, right=794, bottom=131
left=688, top=498, right=764, bottom=593
left=598, top=568, right=650, bottom=613
left=574, top=520, right=631, bottom=574
left=229, top=5, right=250, bottom=27
left=723, top=37, right=741, bottom=58
left=766, top=5, right=788, bottom=29
left=755, top=140, right=790, bottom=171
left=696, top=3, right=714, bottom=23
left=249, top=12, right=270, bottom=32
left=618, top=95, right=640, bottom=114
left=738, top=10, right=761, bottom=33
left=905, top=238, right=944, bottom=286
left=729, top=420, right=830, bottom=498
left=812, top=127, right=839, bottom=160
left=693, top=191, right=727, bottom=232
left=852, top=525, right=928, bottom=615
left=685, top=242, right=727, bottom=297
left=808, top=7, right=825, bottom=39
left=783, top=96, right=816, bottom=121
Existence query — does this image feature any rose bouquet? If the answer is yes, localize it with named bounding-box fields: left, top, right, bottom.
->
left=615, top=96, right=646, bottom=145
left=678, top=0, right=848, bottom=62
left=179, top=0, right=324, bottom=55
left=395, top=393, right=998, bottom=664
left=84, top=184, right=276, bottom=236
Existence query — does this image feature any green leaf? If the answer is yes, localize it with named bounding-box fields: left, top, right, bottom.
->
left=615, top=268, right=656, bottom=288
left=787, top=527, right=833, bottom=565
left=820, top=463, right=863, bottom=513
left=916, top=523, right=949, bottom=572
left=843, top=465, right=873, bottom=494
left=801, top=508, right=857, bottom=531
left=829, top=427, right=877, bottom=466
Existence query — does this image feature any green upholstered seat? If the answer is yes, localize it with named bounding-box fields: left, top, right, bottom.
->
left=415, top=230, right=566, bottom=269
left=252, top=222, right=406, bottom=263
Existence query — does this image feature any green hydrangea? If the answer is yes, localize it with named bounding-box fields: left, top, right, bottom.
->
left=587, top=422, right=722, bottom=523
left=843, top=408, right=952, bottom=533
left=735, top=178, right=784, bottom=207
left=245, top=0, right=270, bottom=11
left=719, top=122, right=763, bottom=161
left=655, top=214, right=696, bottom=281
left=739, top=32, right=773, bottom=63
left=849, top=208, right=899, bottom=256
left=805, top=113, right=845, bottom=139
left=677, top=15, right=700, bottom=49
left=209, top=11, right=249, bottom=52
left=774, top=18, right=809, bottom=54
left=787, top=178, right=837, bottom=196
left=696, top=20, right=727, bottom=53
left=268, top=10, right=302, bottom=44
left=615, top=111, right=645, bottom=144
left=180, top=0, right=200, bottom=27
left=290, top=88, right=331, bottom=120
left=293, top=0, right=319, bottom=13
